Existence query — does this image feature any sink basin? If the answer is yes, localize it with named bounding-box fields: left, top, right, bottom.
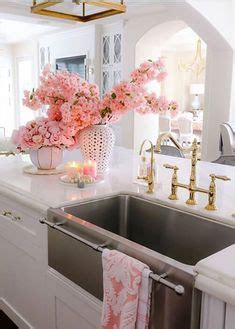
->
left=62, top=193, right=235, bottom=266
left=47, top=193, right=235, bottom=329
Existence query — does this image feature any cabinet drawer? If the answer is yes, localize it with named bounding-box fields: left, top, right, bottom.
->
left=0, top=194, right=44, bottom=257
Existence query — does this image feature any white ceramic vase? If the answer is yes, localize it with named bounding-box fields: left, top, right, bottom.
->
left=29, top=146, right=63, bottom=170
left=78, top=125, right=115, bottom=173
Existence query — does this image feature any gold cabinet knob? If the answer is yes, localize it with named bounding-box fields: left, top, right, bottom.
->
left=2, top=210, right=21, bottom=221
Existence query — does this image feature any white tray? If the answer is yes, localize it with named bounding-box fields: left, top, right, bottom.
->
left=23, top=165, right=65, bottom=175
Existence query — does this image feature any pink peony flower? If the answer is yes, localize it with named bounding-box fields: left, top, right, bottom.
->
left=11, top=117, right=78, bottom=152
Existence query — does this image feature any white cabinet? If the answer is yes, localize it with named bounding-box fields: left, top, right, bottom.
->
left=46, top=268, right=102, bottom=329
left=0, top=190, right=103, bottom=329
left=0, top=195, right=47, bottom=329
left=0, top=193, right=102, bottom=329
left=101, top=24, right=123, bottom=146
left=101, top=30, right=122, bottom=95
left=200, top=293, right=235, bottom=329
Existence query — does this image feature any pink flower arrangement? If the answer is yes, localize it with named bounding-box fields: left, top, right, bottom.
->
left=99, top=59, right=178, bottom=122
left=12, top=118, right=77, bottom=152
left=12, top=58, right=178, bottom=151
left=23, top=66, right=100, bottom=131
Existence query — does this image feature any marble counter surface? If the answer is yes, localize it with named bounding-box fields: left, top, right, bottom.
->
left=0, top=146, right=234, bottom=224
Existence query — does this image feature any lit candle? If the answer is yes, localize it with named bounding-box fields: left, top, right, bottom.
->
left=66, top=161, right=82, bottom=178
left=83, top=160, right=97, bottom=178
left=76, top=162, right=83, bottom=174
left=89, top=160, right=97, bottom=178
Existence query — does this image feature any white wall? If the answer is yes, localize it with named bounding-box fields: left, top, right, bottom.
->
left=38, top=25, right=100, bottom=85
left=161, top=50, right=206, bottom=111
left=187, top=0, right=233, bottom=47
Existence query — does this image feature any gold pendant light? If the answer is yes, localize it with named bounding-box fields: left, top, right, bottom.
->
left=31, top=1, right=126, bottom=22
left=178, top=39, right=206, bottom=80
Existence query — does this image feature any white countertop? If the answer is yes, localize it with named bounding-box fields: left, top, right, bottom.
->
left=0, top=146, right=234, bottom=224
left=195, top=245, right=235, bottom=305
left=0, top=146, right=235, bottom=302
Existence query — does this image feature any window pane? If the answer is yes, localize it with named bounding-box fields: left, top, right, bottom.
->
left=17, top=59, right=35, bottom=126
left=0, top=62, right=14, bottom=137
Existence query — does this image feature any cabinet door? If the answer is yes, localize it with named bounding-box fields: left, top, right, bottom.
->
left=113, top=33, right=122, bottom=66
left=0, top=195, right=45, bottom=259
left=56, top=299, right=98, bottom=329
left=200, top=293, right=235, bottom=329
left=47, top=269, right=102, bottom=329
left=101, top=31, right=122, bottom=95
left=0, top=196, right=48, bottom=328
left=0, top=233, right=47, bottom=329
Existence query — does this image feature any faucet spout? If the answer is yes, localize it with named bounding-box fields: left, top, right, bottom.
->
left=155, top=133, right=183, bottom=153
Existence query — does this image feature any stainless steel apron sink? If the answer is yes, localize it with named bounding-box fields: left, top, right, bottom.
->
left=46, top=193, right=235, bottom=329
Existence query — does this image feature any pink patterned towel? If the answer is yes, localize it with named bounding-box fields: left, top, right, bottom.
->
left=101, top=249, right=152, bottom=329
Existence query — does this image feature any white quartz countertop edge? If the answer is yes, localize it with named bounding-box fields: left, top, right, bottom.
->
left=195, top=274, right=235, bottom=306
left=0, top=182, right=49, bottom=214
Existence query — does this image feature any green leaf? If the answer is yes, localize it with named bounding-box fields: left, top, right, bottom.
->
left=111, top=92, right=117, bottom=99
left=100, top=107, right=112, bottom=118
left=29, top=89, right=34, bottom=100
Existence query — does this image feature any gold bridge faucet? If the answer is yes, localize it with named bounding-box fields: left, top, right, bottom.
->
left=163, top=139, right=230, bottom=210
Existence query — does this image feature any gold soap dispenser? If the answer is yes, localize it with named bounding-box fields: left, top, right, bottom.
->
left=137, top=150, right=147, bottom=179
left=137, top=139, right=155, bottom=194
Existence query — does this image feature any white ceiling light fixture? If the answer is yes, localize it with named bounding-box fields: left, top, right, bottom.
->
left=31, top=1, right=126, bottom=22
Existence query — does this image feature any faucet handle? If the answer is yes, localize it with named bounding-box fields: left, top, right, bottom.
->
left=210, top=174, right=231, bottom=181
left=164, top=164, right=179, bottom=200
left=205, top=174, right=231, bottom=211
left=164, top=164, right=179, bottom=171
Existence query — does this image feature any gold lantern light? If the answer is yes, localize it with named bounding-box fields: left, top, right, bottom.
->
left=31, top=1, right=126, bottom=22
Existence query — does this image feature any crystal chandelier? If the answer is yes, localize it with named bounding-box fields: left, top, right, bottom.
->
left=31, top=1, right=126, bottom=22
left=178, top=39, right=206, bottom=80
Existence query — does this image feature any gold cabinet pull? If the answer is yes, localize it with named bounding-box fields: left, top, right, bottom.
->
left=2, top=210, right=21, bottom=221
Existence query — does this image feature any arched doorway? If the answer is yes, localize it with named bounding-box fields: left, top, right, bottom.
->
left=122, top=2, right=233, bottom=161
left=134, top=22, right=207, bottom=153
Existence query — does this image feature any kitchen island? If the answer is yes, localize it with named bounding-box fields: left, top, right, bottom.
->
left=0, top=147, right=234, bottom=329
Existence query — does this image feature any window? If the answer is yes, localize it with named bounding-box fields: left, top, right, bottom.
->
left=16, top=58, right=36, bottom=127
left=0, top=60, right=14, bottom=137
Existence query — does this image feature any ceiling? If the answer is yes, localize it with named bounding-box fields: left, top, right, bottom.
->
left=0, top=1, right=167, bottom=44
left=0, top=18, right=58, bottom=44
